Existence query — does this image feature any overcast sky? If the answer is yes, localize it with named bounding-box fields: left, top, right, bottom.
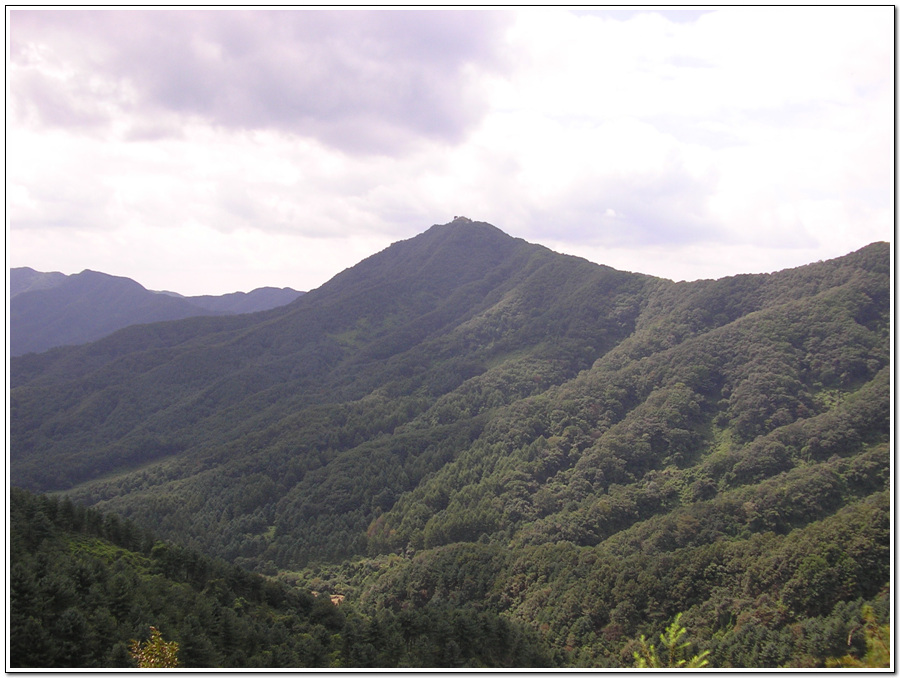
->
left=7, top=7, right=893, bottom=295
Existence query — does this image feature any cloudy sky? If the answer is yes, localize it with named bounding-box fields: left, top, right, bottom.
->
left=7, top=8, right=893, bottom=295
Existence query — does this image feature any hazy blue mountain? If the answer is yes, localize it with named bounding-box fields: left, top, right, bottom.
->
left=9, top=266, right=68, bottom=298
left=10, top=269, right=223, bottom=356
left=9, top=267, right=303, bottom=356
left=187, top=286, right=304, bottom=314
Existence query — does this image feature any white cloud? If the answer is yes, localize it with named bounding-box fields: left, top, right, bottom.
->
left=6, top=8, right=893, bottom=295
left=9, top=10, right=514, bottom=153
left=483, top=7, right=893, bottom=254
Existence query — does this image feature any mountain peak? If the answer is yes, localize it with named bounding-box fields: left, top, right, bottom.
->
left=312, top=219, right=527, bottom=306
left=417, top=218, right=521, bottom=252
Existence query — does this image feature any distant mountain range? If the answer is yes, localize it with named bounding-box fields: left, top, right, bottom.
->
left=9, top=267, right=304, bottom=356
left=9, top=220, right=890, bottom=668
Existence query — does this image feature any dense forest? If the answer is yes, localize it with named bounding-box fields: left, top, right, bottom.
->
left=10, top=484, right=889, bottom=669
left=9, top=487, right=552, bottom=668
left=9, top=220, right=892, bottom=667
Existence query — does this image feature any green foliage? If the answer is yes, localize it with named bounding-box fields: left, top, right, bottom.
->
left=130, top=627, right=179, bottom=668
left=9, top=488, right=555, bottom=669
left=633, top=613, right=710, bottom=668
left=825, top=605, right=890, bottom=668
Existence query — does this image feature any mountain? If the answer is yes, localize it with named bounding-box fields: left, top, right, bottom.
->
left=9, top=266, right=68, bottom=297
left=186, top=287, right=305, bottom=315
left=8, top=267, right=304, bottom=356
left=9, top=220, right=891, bottom=668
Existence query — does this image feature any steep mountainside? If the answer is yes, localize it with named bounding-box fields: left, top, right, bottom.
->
left=9, top=268, right=303, bottom=356
left=9, top=220, right=891, bottom=667
left=11, top=487, right=551, bottom=668
left=11, top=222, right=654, bottom=492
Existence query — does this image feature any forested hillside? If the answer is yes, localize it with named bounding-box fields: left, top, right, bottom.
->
left=9, top=220, right=891, bottom=667
left=10, top=487, right=552, bottom=668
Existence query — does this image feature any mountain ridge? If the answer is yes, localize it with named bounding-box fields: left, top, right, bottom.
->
left=9, top=220, right=890, bottom=667
left=10, top=219, right=887, bottom=498
left=9, top=267, right=304, bottom=356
